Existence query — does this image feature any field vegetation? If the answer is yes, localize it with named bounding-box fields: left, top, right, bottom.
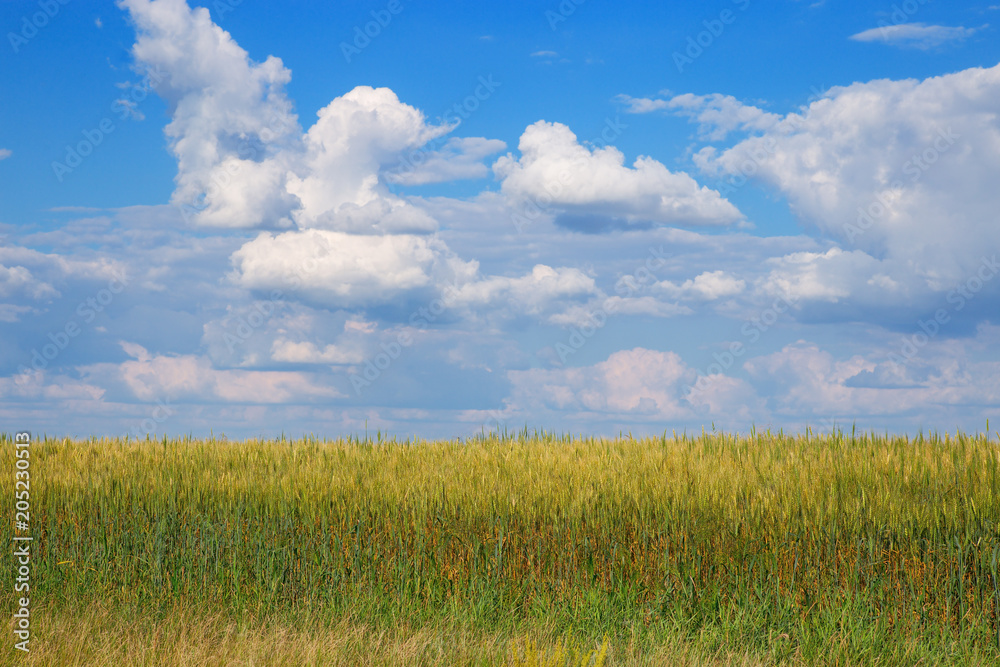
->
left=3, top=427, right=1000, bottom=665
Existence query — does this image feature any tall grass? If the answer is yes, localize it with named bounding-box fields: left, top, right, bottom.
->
left=3, top=428, right=1000, bottom=664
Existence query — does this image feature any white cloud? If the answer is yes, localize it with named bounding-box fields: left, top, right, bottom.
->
left=548, top=297, right=690, bottom=327
left=618, top=93, right=781, bottom=141
left=286, top=86, right=451, bottom=229
left=270, top=339, right=366, bottom=365
left=446, top=264, right=597, bottom=315
left=0, top=370, right=105, bottom=401
left=745, top=342, right=891, bottom=415
left=744, top=339, right=1000, bottom=418
left=656, top=270, right=746, bottom=301
left=849, top=23, right=984, bottom=49
left=509, top=348, right=695, bottom=417
left=230, top=229, right=478, bottom=308
left=695, top=62, right=1000, bottom=306
left=0, top=245, right=132, bottom=303
left=615, top=95, right=672, bottom=114
left=501, top=333, right=1000, bottom=430
left=0, top=304, right=33, bottom=323
left=755, top=248, right=887, bottom=303
left=0, top=148, right=11, bottom=161
left=385, top=137, right=507, bottom=186
left=121, top=0, right=750, bottom=333
left=110, top=342, right=341, bottom=402
left=304, top=197, right=440, bottom=235
left=113, top=98, right=145, bottom=120
left=0, top=264, right=58, bottom=300
left=121, top=0, right=302, bottom=228
left=531, top=50, right=559, bottom=58
left=122, top=1, right=482, bottom=235
left=199, top=303, right=376, bottom=369
left=123, top=1, right=593, bottom=322
left=507, top=347, right=762, bottom=423
left=119, top=340, right=152, bottom=362
left=493, top=120, right=743, bottom=228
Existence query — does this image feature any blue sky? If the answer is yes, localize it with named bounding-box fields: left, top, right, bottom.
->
left=2, top=0, right=999, bottom=439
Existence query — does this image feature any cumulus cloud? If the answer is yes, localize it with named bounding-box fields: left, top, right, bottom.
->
left=230, top=229, right=478, bottom=308
left=120, top=0, right=753, bottom=334
left=125, top=0, right=468, bottom=232
left=493, top=120, right=743, bottom=230
left=0, top=148, right=11, bottom=161
left=121, top=0, right=302, bottom=228
left=122, top=0, right=597, bottom=321
left=755, top=248, right=897, bottom=303
left=122, top=0, right=502, bottom=235
left=694, top=62, right=1000, bottom=311
left=744, top=339, right=1000, bottom=419
left=507, top=347, right=762, bottom=423
left=509, top=348, right=695, bottom=417
left=286, top=86, right=451, bottom=228
left=849, top=23, right=984, bottom=49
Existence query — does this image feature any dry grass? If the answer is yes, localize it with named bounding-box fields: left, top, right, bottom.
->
left=6, top=601, right=793, bottom=666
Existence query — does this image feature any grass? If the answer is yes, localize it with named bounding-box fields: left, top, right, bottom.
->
left=3, top=427, right=1000, bottom=665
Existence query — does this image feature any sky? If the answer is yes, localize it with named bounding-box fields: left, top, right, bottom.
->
left=1, top=0, right=999, bottom=440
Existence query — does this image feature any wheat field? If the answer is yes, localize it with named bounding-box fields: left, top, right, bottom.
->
left=3, top=428, right=1000, bottom=665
